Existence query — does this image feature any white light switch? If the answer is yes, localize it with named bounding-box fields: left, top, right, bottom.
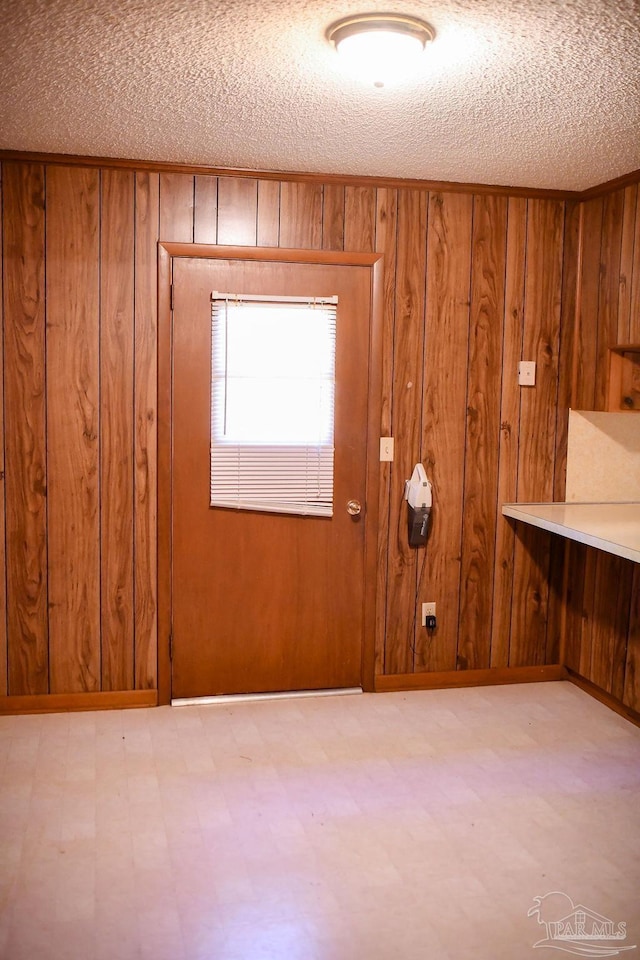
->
left=518, top=361, right=536, bottom=386
left=380, top=437, right=394, bottom=462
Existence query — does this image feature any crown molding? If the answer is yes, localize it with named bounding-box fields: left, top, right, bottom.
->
left=577, top=167, right=640, bottom=201
left=0, top=149, right=580, bottom=201
left=1, top=150, right=637, bottom=200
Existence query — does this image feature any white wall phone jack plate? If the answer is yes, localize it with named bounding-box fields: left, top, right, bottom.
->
left=518, top=361, right=536, bottom=386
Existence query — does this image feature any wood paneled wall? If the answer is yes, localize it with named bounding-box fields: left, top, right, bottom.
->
left=0, top=157, right=584, bottom=701
left=1, top=162, right=157, bottom=697
left=565, top=184, right=640, bottom=715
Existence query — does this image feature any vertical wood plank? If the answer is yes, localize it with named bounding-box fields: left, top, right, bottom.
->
left=194, top=176, right=218, bottom=244
left=279, top=182, right=323, bottom=249
left=134, top=171, right=159, bottom=689
left=257, top=180, right=280, bottom=247
left=517, top=199, right=565, bottom=502
left=510, top=199, right=564, bottom=667
left=384, top=189, right=428, bottom=675
left=547, top=200, right=580, bottom=666
left=563, top=543, right=586, bottom=673
left=322, top=184, right=345, bottom=251
left=490, top=198, right=526, bottom=667
left=159, top=173, right=194, bottom=242
left=594, top=189, right=624, bottom=409
left=458, top=195, right=507, bottom=670
left=374, top=188, right=398, bottom=675
left=344, top=186, right=376, bottom=252
left=612, top=564, right=633, bottom=702
left=545, top=539, right=566, bottom=666
left=590, top=553, right=632, bottom=694
left=617, top=185, right=637, bottom=342
left=554, top=201, right=581, bottom=501
left=417, top=192, right=473, bottom=673
left=46, top=166, right=100, bottom=693
left=100, top=170, right=135, bottom=691
left=0, top=167, right=6, bottom=696
left=3, top=163, right=48, bottom=695
left=574, top=198, right=603, bottom=409
left=630, top=189, right=640, bottom=342
left=217, top=177, right=258, bottom=246
left=623, top=565, right=640, bottom=712
left=578, top=551, right=597, bottom=681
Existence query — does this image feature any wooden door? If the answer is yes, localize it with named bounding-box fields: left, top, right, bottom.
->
left=171, top=255, right=376, bottom=698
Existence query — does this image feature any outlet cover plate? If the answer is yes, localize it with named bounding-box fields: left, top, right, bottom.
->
left=421, top=602, right=436, bottom=625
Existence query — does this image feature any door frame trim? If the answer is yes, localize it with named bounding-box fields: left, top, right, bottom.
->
left=157, top=243, right=384, bottom=705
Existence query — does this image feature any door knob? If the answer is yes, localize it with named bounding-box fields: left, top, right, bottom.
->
left=347, top=499, right=362, bottom=516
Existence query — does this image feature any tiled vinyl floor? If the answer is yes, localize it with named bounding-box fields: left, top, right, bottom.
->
left=0, top=681, right=639, bottom=960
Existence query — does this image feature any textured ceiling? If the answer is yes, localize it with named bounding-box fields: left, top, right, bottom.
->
left=0, top=0, right=639, bottom=190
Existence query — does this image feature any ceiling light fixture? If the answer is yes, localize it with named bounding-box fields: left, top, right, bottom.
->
left=326, top=13, right=435, bottom=88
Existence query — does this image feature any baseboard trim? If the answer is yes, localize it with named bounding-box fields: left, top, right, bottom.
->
left=0, top=690, right=158, bottom=716
left=374, top=665, right=566, bottom=693
left=565, top=670, right=640, bottom=728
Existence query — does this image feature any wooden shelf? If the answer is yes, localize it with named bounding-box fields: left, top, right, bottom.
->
left=607, top=345, right=640, bottom=411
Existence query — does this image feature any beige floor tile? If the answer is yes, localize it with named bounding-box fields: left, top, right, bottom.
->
left=0, top=681, right=639, bottom=959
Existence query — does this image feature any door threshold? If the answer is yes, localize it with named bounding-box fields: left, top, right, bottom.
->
left=171, top=687, right=363, bottom=707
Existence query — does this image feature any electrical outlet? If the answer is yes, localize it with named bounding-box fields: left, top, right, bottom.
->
left=421, top=602, right=436, bottom=625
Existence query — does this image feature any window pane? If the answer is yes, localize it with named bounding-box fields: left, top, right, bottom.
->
left=217, top=378, right=333, bottom=445
left=218, top=305, right=335, bottom=380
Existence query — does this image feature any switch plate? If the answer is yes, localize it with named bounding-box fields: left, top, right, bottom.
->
left=380, top=437, right=394, bottom=462
left=518, top=361, right=536, bottom=386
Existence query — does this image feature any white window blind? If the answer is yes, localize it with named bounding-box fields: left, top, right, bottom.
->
left=210, top=293, right=337, bottom=517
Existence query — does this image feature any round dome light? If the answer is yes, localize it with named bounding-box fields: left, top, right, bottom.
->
left=326, top=14, right=435, bottom=87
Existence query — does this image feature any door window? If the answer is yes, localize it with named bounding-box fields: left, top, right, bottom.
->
left=210, top=294, right=337, bottom=516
